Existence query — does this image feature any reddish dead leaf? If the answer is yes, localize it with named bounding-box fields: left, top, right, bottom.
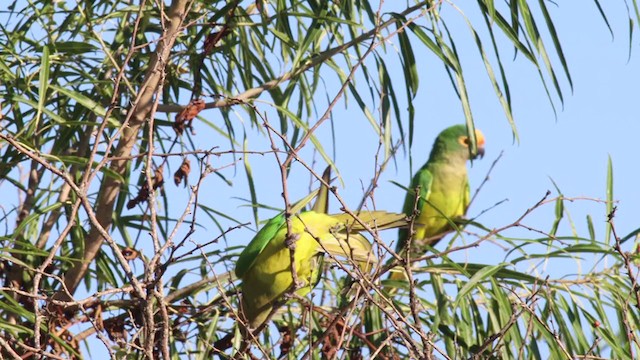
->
left=121, top=247, right=139, bottom=261
left=173, top=99, right=205, bottom=135
left=127, top=166, right=165, bottom=209
left=177, top=299, right=190, bottom=314
left=278, top=325, right=294, bottom=357
left=152, top=166, right=164, bottom=189
left=174, top=158, right=191, bottom=186
left=320, top=324, right=341, bottom=359
left=594, top=320, right=601, bottom=328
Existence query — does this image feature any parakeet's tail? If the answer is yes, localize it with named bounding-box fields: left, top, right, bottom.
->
left=319, top=232, right=377, bottom=269
left=311, top=166, right=332, bottom=214
left=328, top=211, right=408, bottom=231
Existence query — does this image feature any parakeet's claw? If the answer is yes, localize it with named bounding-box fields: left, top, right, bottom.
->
left=285, top=233, right=301, bottom=249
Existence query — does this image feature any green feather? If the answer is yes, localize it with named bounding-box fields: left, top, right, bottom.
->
left=234, top=213, right=285, bottom=279
left=234, top=186, right=322, bottom=279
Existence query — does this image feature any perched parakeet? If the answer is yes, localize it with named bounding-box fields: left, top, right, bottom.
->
left=396, top=124, right=485, bottom=258
left=235, top=170, right=407, bottom=328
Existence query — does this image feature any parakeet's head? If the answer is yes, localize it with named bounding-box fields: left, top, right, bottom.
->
left=429, top=124, right=485, bottom=162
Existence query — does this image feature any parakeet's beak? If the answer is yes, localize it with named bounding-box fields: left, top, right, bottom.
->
left=473, top=129, right=485, bottom=159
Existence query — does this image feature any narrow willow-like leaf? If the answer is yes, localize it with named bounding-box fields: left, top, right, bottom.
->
left=243, top=135, right=259, bottom=230
left=592, top=0, right=614, bottom=39
left=492, top=277, right=523, bottom=354
left=479, top=6, right=517, bottom=141
left=465, top=14, right=517, bottom=142
left=518, top=0, right=565, bottom=104
left=34, top=44, right=50, bottom=135
left=550, top=195, right=564, bottom=237
left=376, top=55, right=393, bottom=160
left=552, top=295, right=579, bottom=354
left=13, top=202, right=65, bottom=237
left=291, top=8, right=326, bottom=69
left=347, top=82, right=380, bottom=137
left=434, top=22, right=476, bottom=148
left=10, top=95, right=67, bottom=127
left=406, top=23, right=452, bottom=66
left=605, top=155, right=613, bottom=245
left=454, top=263, right=508, bottom=308
left=393, top=16, right=419, bottom=98
left=484, top=0, right=496, bottom=24
left=586, top=215, right=595, bottom=241
left=538, top=0, right=573, bottom=90
left=583, top=302, right=631, bottom=359
left=630, top=0, right=640, bottom=39
left=0, top=56, right=16, bottom=80
left=569, top=299, right=590, bottom=352
left=457, top=292, right=474, bottom=350
left=95, top=250, right=120, bottom=288
left=49, top=85, right=118, bottom=125
left=476, top=1, right=537, bottom=63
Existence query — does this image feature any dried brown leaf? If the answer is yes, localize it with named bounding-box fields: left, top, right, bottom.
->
left=173, top=99, right=205, bottom=135
left=127, top=166, right=165, bottom=209
left=121, top=247, right=139, bottom=261
left=174, top=158, right=191, bottom=186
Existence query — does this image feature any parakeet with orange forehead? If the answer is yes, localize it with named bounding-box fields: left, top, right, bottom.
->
left=396, top=124, right=485, bottom=257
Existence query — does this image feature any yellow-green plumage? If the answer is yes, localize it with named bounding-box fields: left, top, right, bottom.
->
left=236, top=169, right=407, bottom=328
left=396, top=124, right=485, bottom=258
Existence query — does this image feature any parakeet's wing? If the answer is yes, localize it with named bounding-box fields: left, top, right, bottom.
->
left=396, top=169, right=433, bottom=252
left=403, top=168, right=433, bottom=216
left=235, top=186, right=324, bottom=279
left=463, top=175, right=471, bottom=213
left=235, top=213, right=285, bottom=278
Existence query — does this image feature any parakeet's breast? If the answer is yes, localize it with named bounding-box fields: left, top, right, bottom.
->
left=414, top=163, right=469, bottom=241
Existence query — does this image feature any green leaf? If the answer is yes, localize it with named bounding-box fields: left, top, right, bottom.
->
left=243, top=135, right=259, bottom=231
left=454, top=263, right=508, bottom=308
left=49, top=84, right=119, bottom=126
left=605, top=155, right=614, bottom=245
left=37, top=45, right=50, bottom=125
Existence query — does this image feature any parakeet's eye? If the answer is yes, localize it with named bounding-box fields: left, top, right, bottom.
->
left=458, top=136, right=471, bottom=147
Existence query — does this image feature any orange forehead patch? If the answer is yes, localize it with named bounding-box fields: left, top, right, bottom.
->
left=475, top=129, right=485, bottom=147
left=458, top=129, right=485, bottom=148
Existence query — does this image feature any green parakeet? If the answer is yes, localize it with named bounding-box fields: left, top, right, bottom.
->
left=396, top=124, right=485, bottom=258
left=235, top=170, right=407, bottom=328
